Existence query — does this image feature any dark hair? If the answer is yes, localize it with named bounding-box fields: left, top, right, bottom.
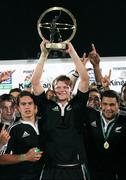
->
left=0, top=94, right=15, bottom=107
left=89, top=82, right=97, bottom=89
left=46, top=88, right=54, bottom=94
left=88, top=88, right=100, bottom=94
left=17, top=91, right=36, bottom=106
left=101, top=90, right=120, bottom=104
left=121, top=82, right=126, bottom=92
left=9, top=88, right=22, bottom=94
left=52, top=75, right=72, bottom=90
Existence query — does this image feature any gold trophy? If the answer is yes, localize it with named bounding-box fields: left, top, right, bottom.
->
left=37, top=7, right=77, bottom=50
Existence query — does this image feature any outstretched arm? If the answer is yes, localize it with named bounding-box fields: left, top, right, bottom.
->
left=31, top=41, right=49, bottom=95
left=66, top=43, right=89, bottom=92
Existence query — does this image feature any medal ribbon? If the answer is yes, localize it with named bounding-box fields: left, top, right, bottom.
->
left=100, top=113, right=118, bottom=141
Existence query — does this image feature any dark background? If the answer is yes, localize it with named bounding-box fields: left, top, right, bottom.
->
left=0, top=0, right=126, bottom=60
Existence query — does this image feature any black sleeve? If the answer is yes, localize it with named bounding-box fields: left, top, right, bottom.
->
left=72, top=90, right=89, bottom=108
left=5, top=128, right=17, bottom=154
left=33, top=92, right=47, bottom=117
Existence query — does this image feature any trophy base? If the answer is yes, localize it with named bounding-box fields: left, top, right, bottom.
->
left=46, top=43, right=66, bottom=50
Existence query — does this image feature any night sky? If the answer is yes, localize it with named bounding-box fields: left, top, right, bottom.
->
left=0, top=0, right=126, bottom=60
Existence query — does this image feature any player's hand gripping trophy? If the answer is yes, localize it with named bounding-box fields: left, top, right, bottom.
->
left=37, top=7, right=77, bottom=50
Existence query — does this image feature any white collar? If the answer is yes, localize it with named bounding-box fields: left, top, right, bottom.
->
left=57, top=102, right=68, bottom=116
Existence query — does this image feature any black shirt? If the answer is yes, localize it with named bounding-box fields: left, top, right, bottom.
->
left=35, top=90, right=89, bottom=165
left=0, top=119, right=43, bottom=179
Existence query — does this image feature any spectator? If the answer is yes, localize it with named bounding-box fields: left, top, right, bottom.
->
left=87, top=88, right=101, bottom=110
left=0, top=94, right=16, bottom=130
left=119, top=82, right=126, bottom=115
left=0, top=91, right=43, bottom=180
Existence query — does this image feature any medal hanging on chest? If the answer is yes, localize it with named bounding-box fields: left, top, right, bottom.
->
left=100, top=116, right=116, bottom=150
left=104, top=141, right=109, bottom=149
left=101, top=114, right=118, bottom=150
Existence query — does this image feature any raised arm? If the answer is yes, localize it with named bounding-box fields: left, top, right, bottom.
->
left=31, top=41, right=49, bottom=95
left=66, top=42, right=89, bottom=92
left=101, top=69, right=111, bottom=91
left=69, top=53, right=88, bottom=92
left=88, top=43, right=102, bottom=83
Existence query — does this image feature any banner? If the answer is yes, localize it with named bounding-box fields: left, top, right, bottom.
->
left=0, top=57, right=126, bottom=95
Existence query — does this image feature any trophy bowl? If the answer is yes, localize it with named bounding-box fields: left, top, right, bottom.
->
left=37, top=7, right=77, bottom=50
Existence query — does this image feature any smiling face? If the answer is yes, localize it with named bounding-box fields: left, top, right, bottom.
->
left=101, top=97, right=119, bottom=120
left=54, top=81, right=71, bottom=103
left=18, top=96, right=37, bottom=121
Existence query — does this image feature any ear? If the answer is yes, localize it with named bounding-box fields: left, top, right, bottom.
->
left=16, top=106, right=20, bottom=112
left=14, top=105, right=19, bottom=111
left=99, top=101, right=102, bottom=108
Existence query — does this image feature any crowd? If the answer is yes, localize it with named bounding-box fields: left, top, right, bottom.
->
left=0, top=41, right=125, bottom=180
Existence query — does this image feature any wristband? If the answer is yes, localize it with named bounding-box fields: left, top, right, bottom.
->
left=19, top=154, right=24, bottom=161
left=34, top=147, right=41, bottom=152
left=74, top=70, right=79, bottom=74
left=72, top=73, right=79, bottom=78
left=72, top=70, right=79, bottom=78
